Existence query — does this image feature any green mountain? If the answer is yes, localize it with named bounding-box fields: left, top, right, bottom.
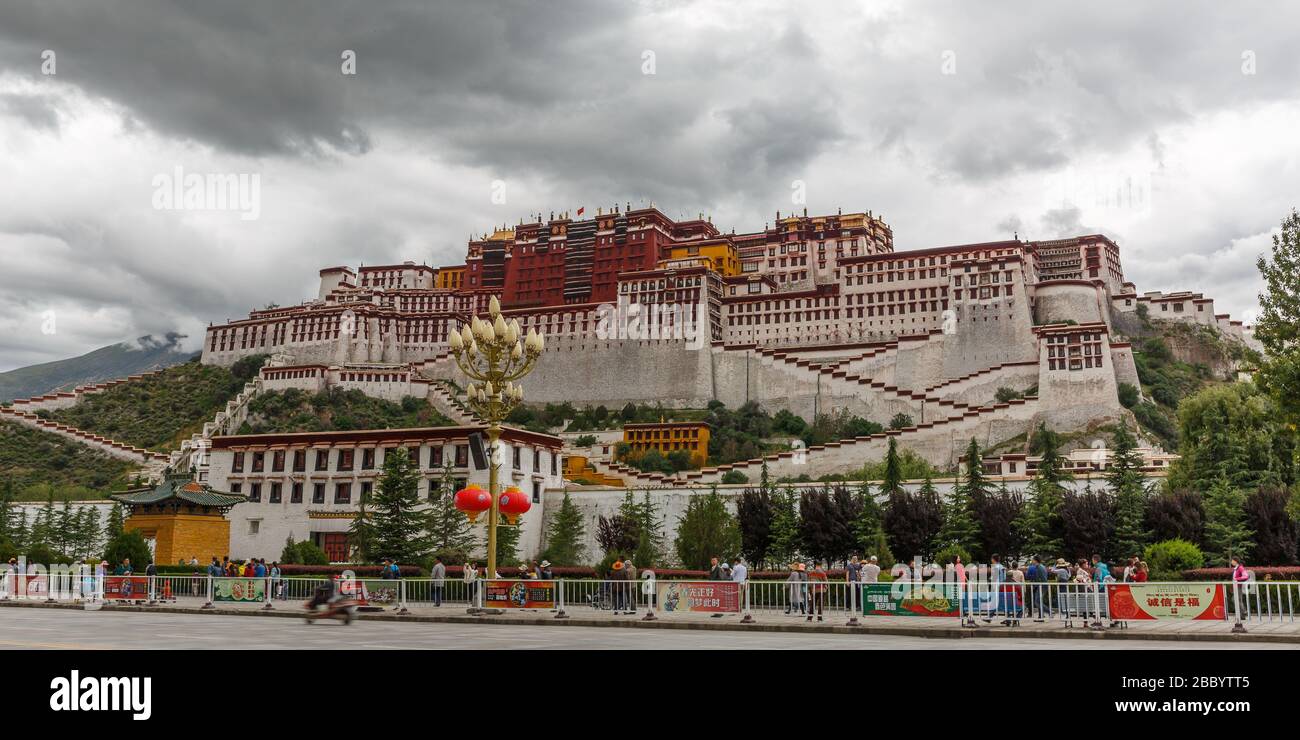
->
left=0, top=334, right=197, bottom=403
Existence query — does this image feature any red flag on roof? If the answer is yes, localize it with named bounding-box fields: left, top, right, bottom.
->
left=576, top=206, right=585, bottom=217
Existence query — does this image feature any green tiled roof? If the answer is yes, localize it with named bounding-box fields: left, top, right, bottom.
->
left=111, top=472, right=245, bottom=508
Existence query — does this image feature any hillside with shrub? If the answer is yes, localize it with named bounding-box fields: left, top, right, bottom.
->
left=0, top=420, right=140, bottom=499
left=1111, top=308, right=1258, bottom=448
left=44, top=355, right=267, bottom=452
left=234, top=387, right=454, bottom=434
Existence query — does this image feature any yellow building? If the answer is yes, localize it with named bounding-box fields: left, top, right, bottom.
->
left=435, top=265, right=467, bottom=290
left=111, top=472, right=246, bottom=564
left=562, top=455, right=625, bottom=487
left=621, top=421, right=711, bottom=467
left=657, top=239, right=740, bottom=276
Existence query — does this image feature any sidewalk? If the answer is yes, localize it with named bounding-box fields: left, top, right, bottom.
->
left=4, top=597, right=1297, bottom=643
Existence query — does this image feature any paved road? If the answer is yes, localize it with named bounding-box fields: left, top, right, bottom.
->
left=0, top=608, right=1292, bottom=649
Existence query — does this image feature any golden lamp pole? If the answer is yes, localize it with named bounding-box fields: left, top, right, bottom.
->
left=448, top=295, right=544, bottom=578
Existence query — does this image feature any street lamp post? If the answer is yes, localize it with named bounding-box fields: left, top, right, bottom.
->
left=449, top=295, right=544, bottom=579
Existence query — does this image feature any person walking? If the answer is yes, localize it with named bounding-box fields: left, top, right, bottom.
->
left=731, top=557, right=748, bottom=612
left=270, top=562, right=283, bottom=599
left=430, top=556, right=446, bottom=607
left=806, top=562, right=827, bottom=622
left=1231, top=557, right=1251, bottom=619
left=785, top=562, right=805, bottom=615
left=609, top=558, right=628, bottom=613
left=624, top=558, right=638, bottom=613
left=463, top=561, right=479, bottom=604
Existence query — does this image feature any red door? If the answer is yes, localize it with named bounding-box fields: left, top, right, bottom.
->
left=320, top=534, right=349, bottom=563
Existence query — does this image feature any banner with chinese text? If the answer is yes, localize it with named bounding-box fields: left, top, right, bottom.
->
left=862, top=582, right=960, bottom=617
left=104, top=576, right=150, bottom=601
left=485, top=580, right=556, bottom=609
left=1107, top=583, right=1225, bottom=620
left=214, top=578, right=266, bottom=602
left=656, top=581, right=740, bottom=613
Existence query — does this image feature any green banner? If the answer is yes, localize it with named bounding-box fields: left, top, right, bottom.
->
left=214, top=578, right=266, bottom=602
left=862, top=582, right=959, bottom=617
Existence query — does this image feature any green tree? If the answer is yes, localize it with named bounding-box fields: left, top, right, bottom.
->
left=280, top=535, right=301, bottom=564
left=938, top=439, right=984, bottom=557
left=105, top=503, right=125, bottom=541
left=1202, top=476, right=1253, bottom=566
left=1255, top=208, right=1300, bottom=428
left=428, top=462, right=475, bottom=556
left=768, top=484, right=802, bottom=565
left=880, top=437, right=905, bottom=497
left=540, top=490, right=586, bottom=566
left=493, top=521, right=521, bottom=566
left=347, top=484, right=378, bottom=564
left=103, top=529, right=153, bottom=568
left=369, top=448, right=434, bottom=563
left=1108, top=423, right=1150, bottom=560
left=674, top=487, right=740, bottom=569
left=74, top=505, right=101, bottom=561
left=1022, top=423, right=1071, bottom=557
left=1168, top=383, right=1294, bottom=492
left=28, top=492, right=56, bottom=547
left=0, top=479, right=18, bottom=546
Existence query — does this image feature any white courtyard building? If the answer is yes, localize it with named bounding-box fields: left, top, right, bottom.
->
left=207, top=425, right=564, bottom=562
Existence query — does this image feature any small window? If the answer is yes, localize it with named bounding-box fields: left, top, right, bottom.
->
left=291, top=482, right=303, bottom=504
left=249, top=483, right=262, bottom=502
left=232, top=452, right=245, bottom=473
left=334, top=483, right=352, bottom=504
left=269, top=482, right=282, bottom=503
left=247, top=520, right=260, bottom=535
left=312, top=483, right=325, bottom=504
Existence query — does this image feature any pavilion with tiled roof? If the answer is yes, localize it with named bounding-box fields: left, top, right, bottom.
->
left=111, top=470, right=246, bottom=563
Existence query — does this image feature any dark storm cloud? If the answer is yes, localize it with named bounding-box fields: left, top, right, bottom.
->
left=1, top=0, right=1298, bottom=368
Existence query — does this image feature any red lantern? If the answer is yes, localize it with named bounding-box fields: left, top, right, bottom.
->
left=454, top=484, right=491, bottom=523
left=498, top=486, right=531, bottom=525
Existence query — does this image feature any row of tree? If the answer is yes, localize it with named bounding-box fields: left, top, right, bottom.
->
left=0, top=481, right=128, bottom=563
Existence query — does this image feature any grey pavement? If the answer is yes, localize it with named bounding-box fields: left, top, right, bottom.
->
left=1, top=606, right=1296, bottom=649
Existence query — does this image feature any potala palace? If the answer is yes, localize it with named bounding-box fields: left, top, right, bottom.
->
left=6, top=206, right=1257, bottom=561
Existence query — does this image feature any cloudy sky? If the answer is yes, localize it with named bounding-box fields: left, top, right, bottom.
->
left=1, top=0, right=1297, bottom=370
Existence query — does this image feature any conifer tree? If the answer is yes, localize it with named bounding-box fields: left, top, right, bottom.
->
left=428, top=462, right=475, bottom=556
left=1108, top=424, right=1150, bottom=560
left=369, top=448, right=433, bottom=563
left=938, top=439, right=983, bottom=557
left=105, top=502, right=125, bottom=542
left=1022, top=423, right=1071, bottom=558
left=347, top=482, right=378, bottom=564
left=1203, top=476, right=1253, bottom=566
left=768, top=484, right=802, bottom=565
left=880, top=438, right=905, bottom=497
left=674, top=487, right=740, bottom=570
left=541, top=490, right=587, bottom=566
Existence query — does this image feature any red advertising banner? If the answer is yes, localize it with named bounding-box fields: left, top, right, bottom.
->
left=485, top=580, right=556, bottom=609
left=104, top=576, right=150, bottom=601
left=657, top=581, right=740, bottom=613
left=1107, top=583, right=1226, bottom=620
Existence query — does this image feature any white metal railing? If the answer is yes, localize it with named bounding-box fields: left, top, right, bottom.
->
left=3, top=572, right=1295, bottom=633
